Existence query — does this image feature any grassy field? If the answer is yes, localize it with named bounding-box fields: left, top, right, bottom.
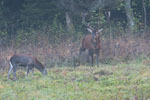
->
left=0, top=60, right=150, bottom=100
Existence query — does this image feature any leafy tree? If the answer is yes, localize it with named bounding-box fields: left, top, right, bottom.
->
left=0, top=0, right=150, bottom=45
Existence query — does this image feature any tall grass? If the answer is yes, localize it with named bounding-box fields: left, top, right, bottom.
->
left=0, top=34, right=150, bottom=70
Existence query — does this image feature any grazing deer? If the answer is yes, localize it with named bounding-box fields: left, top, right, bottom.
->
left=7, top=54, right=47, bottom=80
left=80, top=12, right=103, bottom=67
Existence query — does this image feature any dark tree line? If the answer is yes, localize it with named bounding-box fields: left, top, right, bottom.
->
left=0, top=0, right=150, bottom=45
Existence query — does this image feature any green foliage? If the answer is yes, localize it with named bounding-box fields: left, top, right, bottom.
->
left=0, top=31, right=8, bottom=42
left=0, top=0, right=150, bottom=44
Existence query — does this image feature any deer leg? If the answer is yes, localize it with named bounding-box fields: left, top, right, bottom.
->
left=96, top=49, right=100, bottom=67
left=89, top=50, right=93, bottom=67
left=12, top=66, right=17, bottom=81
left=91, top=54, right=94, bottom=67
left=86, top=54, right=90, bottom=63
left=7, top=61, right=13, bottom=80
left=31, top=68, right=34, bottom=76
left=26, top=65, right=30, bottom=77
left=96, top=54, right=99, bottom=67
left=79, top=47, right=85, bottom=55
left=96, top=52, right=99, bottom=67
left=79, top=48, right=85, bottom=66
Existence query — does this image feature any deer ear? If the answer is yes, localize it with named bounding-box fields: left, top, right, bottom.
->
left=97, top=28, right=103, bottom=33
left=87, top=28, right=93, bottom=33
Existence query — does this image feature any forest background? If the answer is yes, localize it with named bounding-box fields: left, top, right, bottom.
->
left=0, top=0, right=150, bottom=69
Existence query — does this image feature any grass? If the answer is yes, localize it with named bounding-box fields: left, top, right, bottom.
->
left=0, top=60, right=150, bottom=100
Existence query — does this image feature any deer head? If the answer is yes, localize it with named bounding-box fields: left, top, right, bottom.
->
left=82, top=12, right=103, bottom=38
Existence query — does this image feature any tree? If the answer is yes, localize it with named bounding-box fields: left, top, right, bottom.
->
left=124, top=0, right=135, bottom=33
left=142, top=0, right=146, bottom=33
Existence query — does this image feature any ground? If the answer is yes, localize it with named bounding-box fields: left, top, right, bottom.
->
left=0, top=59, right=150, bottom=100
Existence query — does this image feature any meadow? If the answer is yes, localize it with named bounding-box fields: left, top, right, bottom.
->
left=0, top=59, right=150, bottom=100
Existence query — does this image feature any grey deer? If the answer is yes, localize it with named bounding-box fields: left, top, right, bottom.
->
left=7, top=53, right=47, bottom=80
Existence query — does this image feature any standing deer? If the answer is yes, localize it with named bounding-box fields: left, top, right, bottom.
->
left=80, top=12, right=103, bottom=67
left=7, top=54, right=47, bottom=80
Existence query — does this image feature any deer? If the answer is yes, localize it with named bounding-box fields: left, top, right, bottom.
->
left=80, top=12, right=103, bottom=67
left=7, top=53, right=47, bottom=80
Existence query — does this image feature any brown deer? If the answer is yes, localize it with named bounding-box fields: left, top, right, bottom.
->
left=7, top=54, right=47, bottom=80
left=80, top=12, right=103, bottom=67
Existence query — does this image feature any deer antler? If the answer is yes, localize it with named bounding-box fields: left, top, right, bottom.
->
left=87, top=23, right=94, bottom=30
left=82, top=12, right=94, bottom=30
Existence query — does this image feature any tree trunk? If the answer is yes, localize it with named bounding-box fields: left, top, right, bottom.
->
left=65, top=12, right=74, bottom=34
left=124, top=0, right=135, bottom=33
left=142, top=0, right=146, bottom=35
left=1, top=0, right=4, bottom=6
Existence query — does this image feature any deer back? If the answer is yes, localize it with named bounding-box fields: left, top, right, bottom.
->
left=10, top=54, right=34, bottom=66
